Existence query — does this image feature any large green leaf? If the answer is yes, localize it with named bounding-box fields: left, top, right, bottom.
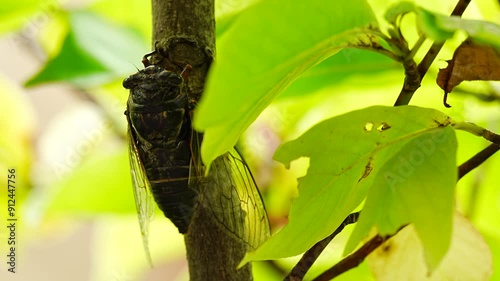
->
left=279, top=49, right=399, bottom=99
left=193, top=0, right=378, bottom=167
left=345, top=126, right=457, bottom=271
left=241, top=106, right=457, bottom=271
left=26, top=11, right=148, bottom=87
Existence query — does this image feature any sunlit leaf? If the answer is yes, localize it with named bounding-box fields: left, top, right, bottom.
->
left=194, top=0, right=378, bottom=167
left=381, top=1, right=500, bottom=50
left=417, top=7, right=500, bottom=49
left=384, top=1, right=415, bottom=24
left=345, top=126, right=457, bottom=271
left=241, top=106, right=456, bottom=270
left=279, top=49, right=399, bottom=99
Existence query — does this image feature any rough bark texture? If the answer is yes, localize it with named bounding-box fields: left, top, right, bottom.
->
left=152, top=0, right=214, bottom=102
left=151, top=1, right=254, bottom=280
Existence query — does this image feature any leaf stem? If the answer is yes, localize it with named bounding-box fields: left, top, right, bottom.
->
left=343, top=28, right=403, bottom=63
left=393, top=0, right=471, bottom=106
left=408, top=35, right=426, bottom=59
left=347, top=45, right=402, bottom=62
left=453, top=122, right=500, bottom=145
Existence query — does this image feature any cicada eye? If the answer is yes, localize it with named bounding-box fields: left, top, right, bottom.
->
left=158, top=70, right=182, bottom=86
left=123, top=75, right=139, bottom=89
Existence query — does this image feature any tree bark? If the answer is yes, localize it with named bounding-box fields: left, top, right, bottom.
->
left=151, top=1, right=254, bottom=280
left=152, top=0, right=214, bottom=102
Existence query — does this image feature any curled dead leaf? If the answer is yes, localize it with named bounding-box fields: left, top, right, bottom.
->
left=437, top=39, right=500, bottom=107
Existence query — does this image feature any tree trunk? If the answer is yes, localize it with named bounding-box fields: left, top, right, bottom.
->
left=150, top=1, right=254, bottom=280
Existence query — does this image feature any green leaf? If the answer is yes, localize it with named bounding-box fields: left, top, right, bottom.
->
left=279, top=49, right=399, bottom=99
left=26, top=11, right=148, bottom=87
left=416, top=8, right=500, bottom=49
left=193, top=0, right=378, bottom=167
left=384, top=1, right=416, bottom=25
left=241, top=106, right=457, bottom=269
left=345, top=126, right=457, bottom=271
left=25, top=30, right=109, bottom=87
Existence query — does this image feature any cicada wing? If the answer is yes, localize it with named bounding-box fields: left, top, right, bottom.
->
left=188, top=126, right=205, bottom=182
left=127, top=126, right=155, bottom=266
left=200, top=147, right=270, bottom=251
left=227, top=148, right=270, bottom=250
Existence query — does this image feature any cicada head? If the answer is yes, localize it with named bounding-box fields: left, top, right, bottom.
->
left=123, top=65, right=183, bottom=105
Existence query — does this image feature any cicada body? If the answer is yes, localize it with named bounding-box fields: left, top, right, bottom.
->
left=123, top=64, right=197, bottom=234
left=123, top=46, right=270, bottom=265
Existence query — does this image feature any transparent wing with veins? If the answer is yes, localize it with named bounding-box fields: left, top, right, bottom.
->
left=128, top=127, right=155, bottom=266
left=199, top=147, right=271, bottom=251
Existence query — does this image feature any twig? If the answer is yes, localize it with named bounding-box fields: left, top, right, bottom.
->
left=453, top=122, right=500, bottom=146
left=458, top=144, right=500, bottom=180
left=483, top=131, right=500, bottom=146
left=407, top=35, right=426, bottom=59
left=394, top=0, right=472, bottom=106
left=284, top=212, right=360, bottom=281
left=311, top=234, right=388, bottom=281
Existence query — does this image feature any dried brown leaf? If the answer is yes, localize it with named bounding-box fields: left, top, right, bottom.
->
left=437, top=40, right=500, bottom=106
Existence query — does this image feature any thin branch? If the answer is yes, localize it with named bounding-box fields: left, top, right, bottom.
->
left=483, top=130, right=500, bottom=146
left=408, top=35, right=426, bottom=59
left=458, top=144, right=500, bottom=180
left=453, top=122, right=500, bottom=146
left=311, top=234, right=388, bottom=281
left=284, top=212, right=360, bottom=281
left=394, top=0, right=472, bottom=106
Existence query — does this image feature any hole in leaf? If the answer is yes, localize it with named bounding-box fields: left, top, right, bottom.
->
left=377, top=122, right=391, bottom=132
left=364, top=122, right=374, bottom=132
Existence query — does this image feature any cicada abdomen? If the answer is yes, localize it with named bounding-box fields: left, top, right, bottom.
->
left=123, top=63, right=197, bottom=234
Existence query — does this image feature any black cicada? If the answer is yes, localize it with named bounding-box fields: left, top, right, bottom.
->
left=123, top=46, right=270, bottom=264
